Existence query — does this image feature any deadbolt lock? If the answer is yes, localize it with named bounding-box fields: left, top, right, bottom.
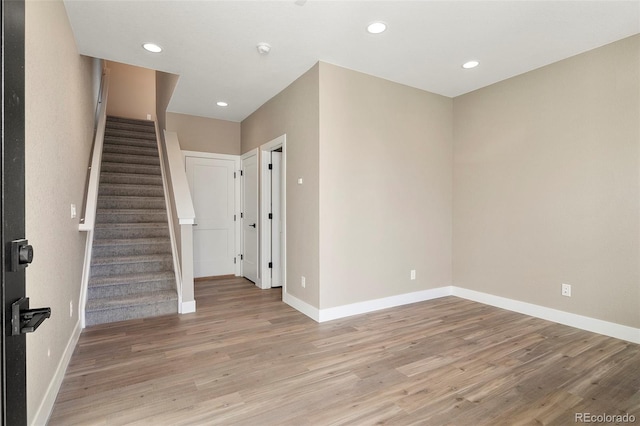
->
left=10, top=239, right=34, bottom=271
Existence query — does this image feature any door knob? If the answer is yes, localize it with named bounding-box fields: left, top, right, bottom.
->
left=249, top=223, right=256, bottom=228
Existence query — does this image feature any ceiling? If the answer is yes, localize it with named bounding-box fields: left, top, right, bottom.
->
left=63, top=1, right=640, bottom=123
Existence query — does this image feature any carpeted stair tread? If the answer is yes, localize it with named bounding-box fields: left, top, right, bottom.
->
left=86, top=290, right=177, bottom=311
left=104, top=128, right=157, bottom=141
left=94, top=223, right=169, bottom=239
left=89, top=271, right=175, bottom=286
left=88, top=116, right=178, bottom=326
left=100, top=172, right=163, bottom=185
left=100, top=162, right=161, bottom=175
left=95, top=222, right=169, bottom=230
left=97, top=195, right=165, bottom=202
left=96, top=207, right=166, bottom=213
left=97, top=195, right=166, bottom=210
left=107, top=116, right=155, bottom=126
left=103, top=136, right=158, bottom=149
left=102, top=152, right=160, bottom=166
left=92, top=237, right=172, bottom=247
left=85, top=296, right=177, bottom=326
left=91, top=253, right=173, bottom=266
left=106, top=118, right=155, bottom=132
left=99, top=183, right=162, bottom=190
left=103, top=144, right=159, bottom=157
left=98, top=184, right=165, bottom=197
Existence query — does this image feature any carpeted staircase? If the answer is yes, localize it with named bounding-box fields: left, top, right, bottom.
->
left=86, top=116, right=178, bottom=327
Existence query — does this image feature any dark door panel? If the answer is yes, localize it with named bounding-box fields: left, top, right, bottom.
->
left=2, top=0, right=28, bottom=424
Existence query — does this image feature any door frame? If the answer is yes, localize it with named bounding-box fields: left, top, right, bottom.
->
left=240, top=148, right=260, bottom=286
left=259, top=135, right=287, bottom=291
left=182, top=150, right=241, bottom=277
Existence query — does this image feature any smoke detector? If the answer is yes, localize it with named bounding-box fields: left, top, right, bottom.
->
left=257, top=42, right=271, bottom=55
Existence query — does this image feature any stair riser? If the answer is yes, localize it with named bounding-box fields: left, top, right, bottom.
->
left=92, top=243, right=172, bottom=257
left=100, top=173, right=163, bottom=186
left=94, top=226, right=170, bottom=239
left=90, top=259, right=174, bottom=277
left=99, top=186, right=164, bottom=197
left=98, top=197, right=166, bottom=210
left=96, top=212, right=167, bottom=224
left=106, top=121, right=155, bottom=133
left=88, top=279, right=175, bottom=299
left=104, top=129, right=156, bottom=141
left=103, top=137, right=158, bottom=149
left=102, top=153, right=160, bottom=166
left=100, top=163, right=161, bottom=176
left=103, top=144, right=158, bottom=157
left=86, top=299, right=177, bottom=327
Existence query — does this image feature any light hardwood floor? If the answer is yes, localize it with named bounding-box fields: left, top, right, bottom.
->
left=49, top=277, right=640, bottom=425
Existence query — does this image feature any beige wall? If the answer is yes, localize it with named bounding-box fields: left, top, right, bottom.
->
left=453, top=35, right=640, bottom=328
left=106, top=61, right=156, bottom=121
left=167, top=112, right=240, bottom=155
left=156, top=71, right=179, bottom=134
left=241, top=64, right=320, bottom=307
left=318, top=63, right=453, bottom=309
left=25, top=0, right=98, bottom=422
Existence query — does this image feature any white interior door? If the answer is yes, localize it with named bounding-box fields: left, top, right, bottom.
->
left=242, top=151, right=259, bottom=284
left=271, top=151, right=283, bottom=287
left=186, top=156, right=236, bottom=278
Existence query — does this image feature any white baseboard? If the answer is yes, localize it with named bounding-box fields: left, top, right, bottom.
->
left=180, top=300, right=196, bottom=314
left=283, top=292, right=320, bottom=322
left=451, top=287, right=640, bottom=344
left=31, top=320, right=82, bottom=426
left=318, top=287, right=452, bottom=322
left=284, top=285, right=639, bottom=344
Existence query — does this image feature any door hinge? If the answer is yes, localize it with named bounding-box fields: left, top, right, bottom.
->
left=234, top=172, right=236, bottom=179
left=268, top=213, right=272, bottom=220
left=234, top=214, right=236, bottom=221
left=240, top=170, right=244, bottom=176
left=234, top=257, right=236, bottom=264
left=268, top=163, right=273, bottom=170
left=240, top=212, right=244, bottom=218
left=240, top=254, right=243, bottom=260
left=268, top=262, right=273, bottom=269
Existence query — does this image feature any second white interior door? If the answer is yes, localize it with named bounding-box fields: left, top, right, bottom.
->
left=186, top=155, right=236, bottom=278
left=242, top=151, right=259, bottom=284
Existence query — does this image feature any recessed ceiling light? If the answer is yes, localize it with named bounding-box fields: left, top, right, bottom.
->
left=142, top=43, right=162, bottom=53
left=462, top=60, right=479, bottom=69
left=367, top=22, right=387, bottom=34
left=216, top=101, right=228, bottom=107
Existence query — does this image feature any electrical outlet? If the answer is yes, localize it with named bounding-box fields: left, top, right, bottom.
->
left=301, top=276, right=306, bottom=288
left=410, top=269, right=416, bottom=280
left=561, top=283, right=571, bottom=297
left=70, top=204, right=77, bottom=219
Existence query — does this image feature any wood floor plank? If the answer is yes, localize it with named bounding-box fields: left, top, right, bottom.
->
left=48, top=277, right=640, bottom=425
